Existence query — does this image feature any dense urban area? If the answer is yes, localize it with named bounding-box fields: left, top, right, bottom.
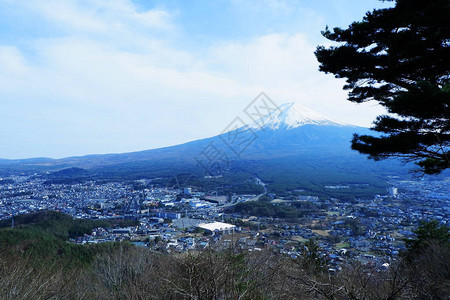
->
left=1, top=173, right=448, bottom=271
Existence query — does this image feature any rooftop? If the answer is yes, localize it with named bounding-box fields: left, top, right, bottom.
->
left=198, top=221, right=236, bottom=232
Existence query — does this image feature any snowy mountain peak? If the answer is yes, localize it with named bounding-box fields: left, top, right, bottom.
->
left=249, top=102, right=346, bottom=130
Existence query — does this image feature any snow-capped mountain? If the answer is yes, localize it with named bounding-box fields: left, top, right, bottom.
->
left=1, top=102, right=367, bottom=168
left=216, top=102, right=366, bottom=159
left=248, top=102, right=347, bottom=130
left=0, top=100, right=404, bottom=196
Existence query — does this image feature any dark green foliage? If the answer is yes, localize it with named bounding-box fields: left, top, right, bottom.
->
left=259, top=195, right=272, bottom=202
left=229, top=201, right=322, bottom=219
left=315, top=0, right=450, bottom=174
left=0, top=210, right=138, bottom=239
left=246, top=154, right=396, bottom=198
left=404, top=220, right=449, bottom=258
left=0, top=211, right=137, bottom=266
left=300, top=239, right=328, bottom=272
left=175, top=170, right=265, bottom=195
left=0, top=226, right=123, bottom=267
left=9, top=191, right=33, bottom=197
left=402, top=220, right=450, bottom=298
left=344, top=218, right=365, bottom=236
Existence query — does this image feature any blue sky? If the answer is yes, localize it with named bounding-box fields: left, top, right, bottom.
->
left=0, top=0, right=393, bottom=159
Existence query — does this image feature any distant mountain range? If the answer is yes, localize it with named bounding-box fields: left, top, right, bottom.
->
left=0, top=102, right=408, bottom=197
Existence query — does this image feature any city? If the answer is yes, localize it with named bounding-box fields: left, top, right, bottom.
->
left=1, top=173, right=448, bottom=271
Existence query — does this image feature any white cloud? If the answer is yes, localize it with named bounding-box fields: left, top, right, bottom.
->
left=0, top=0, right=384, bottom=158
left=206, top=33, right=385, bottom=125
left=23, top=0, right=174, bottom=34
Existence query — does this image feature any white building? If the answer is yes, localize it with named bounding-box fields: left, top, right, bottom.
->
left=198, top=222, right=236, bottom=234
left=389, top=187, right=398, bottom=198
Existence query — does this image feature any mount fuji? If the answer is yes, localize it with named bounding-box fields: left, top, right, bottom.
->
left=221, top=102, right=368, bottom=159
left=0, top=102, right=405, bottom=196
left=248, top=102, right=346, bottom=129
